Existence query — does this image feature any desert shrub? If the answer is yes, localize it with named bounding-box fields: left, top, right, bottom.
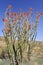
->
left=2, top=4, right=43, bottom=65
left=0, top=46, right=9, bottom=59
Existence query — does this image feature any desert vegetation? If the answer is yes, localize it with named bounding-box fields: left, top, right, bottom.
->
left=0, top=39, right=43, bottom=65
left=0, top=5, right=43, bottom=65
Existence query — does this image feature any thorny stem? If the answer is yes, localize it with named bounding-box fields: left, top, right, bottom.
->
left=13, top=44, right=18, bottom=65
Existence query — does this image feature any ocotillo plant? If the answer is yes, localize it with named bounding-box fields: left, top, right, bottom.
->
left=2, top=5, right=43, bottom=65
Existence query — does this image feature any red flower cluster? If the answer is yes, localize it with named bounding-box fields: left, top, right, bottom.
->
left=29, top=8, right=33, bottom=11
left=2, top=18, right=5, bottom=22
left=11, top=12, right=16, bottom=16
left=24, top=12, right=29, bottom=17
left=2, top=18, right=9, bottom=22
left=12, top=19, right=16, bottom=22
left=40, top=12, right=43, bottom=16
left=8, top=5, right=12, bottom=9
left=28, top=24, right=31, bottom=29
left=10, top=12, right=17, bottom=18
left=6, top=12, right=9, bottom=16
left=36, top=15, right=40, bottom=20
left=19, top=13, right=23, bottom=17
left=2, top=18, right=6, bottom=22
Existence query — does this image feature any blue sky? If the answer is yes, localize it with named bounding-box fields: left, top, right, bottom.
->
left=0, top=0, right=43, bottom=41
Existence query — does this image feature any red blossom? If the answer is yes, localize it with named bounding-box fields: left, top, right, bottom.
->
left=12, top=19, right=16, bottom=22
left=8, top=5, right=12, bottom=9
left=36, top=15, right=40, bottom=19
left=17, top=16, right=21, bottom=20
left=28, top=24, right=31, bottom=29
left=2, top=18, right=9, bottom=22
left=11, top=12, right=16, bottom=16
left=30, top=8, right=33, bottom=11
left=10, top=12, right=17, bottom=18
left=2, top=18, right=6, bottom=22
left=36, top=12, right=40, bottom=19
left=40, top=12, right=43, bottom=16
left=2, top=18, right=5, bottom=22
left=19, top=13, right=23, bottom=17
left=6, top=12, right=9, bottom=16
left=24, top=12, right=29, bottom=17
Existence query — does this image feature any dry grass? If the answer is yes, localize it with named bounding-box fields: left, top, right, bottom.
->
left=0, top=37, right=43, bottom=63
